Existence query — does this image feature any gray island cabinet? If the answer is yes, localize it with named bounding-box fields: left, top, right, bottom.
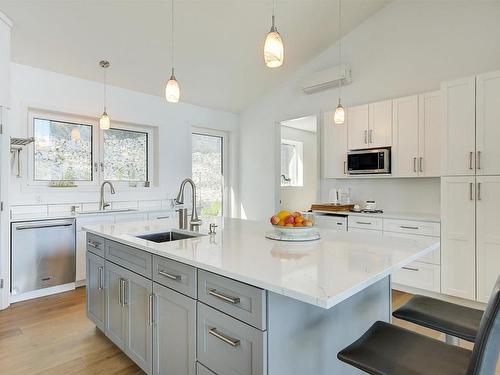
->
left=85, top=218, right=438, bottom=374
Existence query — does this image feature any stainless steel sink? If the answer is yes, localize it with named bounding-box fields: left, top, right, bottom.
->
left=78, top=208, right=138, bottom=215
left=134, top=231, right=204, bottom=243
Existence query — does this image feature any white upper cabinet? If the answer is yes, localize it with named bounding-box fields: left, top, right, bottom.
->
left=368, top=100, right=392, bottom=148
left=441, top=176, right=476, bottom=300
left=322, top=111, right=347, bottom=178
left=347, top=104, right=369, bottom=150
left=418, top=91, right=441, bottom=177
left=0, top=13, right=11, bottom=108
left=441, top=76, right=476, bottom=176
left=476, top=71, right=500, bottom=176
left=476, top=175, right=500, bottom=303
left=392, top=95, right=419, bottom=177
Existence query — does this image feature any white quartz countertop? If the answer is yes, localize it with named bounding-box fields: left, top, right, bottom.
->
left=313, top=210, right=440, bottom=222
left=84, top=218, right=439, bottom=309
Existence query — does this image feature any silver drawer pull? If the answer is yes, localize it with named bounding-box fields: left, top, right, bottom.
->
left=208, top=288, right=240, bottom=304
left=16, top=223, right=73, bottom=230
left=208, top=327, right=240, bottom=347
left=400, top=226, right=419, bottom=230
left=158, top=270, right=181, bottom=281
left=88, top=241, right=101, bottom=249
left=98, top=266, right=104, bottom=290
left=402, top=266, right=419, bottom=272
left=355, top=221, right=372, bottom=225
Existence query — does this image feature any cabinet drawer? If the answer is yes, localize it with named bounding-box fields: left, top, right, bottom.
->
left=153, top=255, right=197, bottom=298
left=349, top=216, right=383, bottom=230
left=198, top=270, right=267, bottom=330
left=383, top=231, right=440, bottom=265
left=105, top=240, right=152, bottom=278
left=197, top=362, right=216, bottom=375
left=197, top=303, right=267, bottom=375
left=384, top=219, right=440, bottom=237
left=392, top=261, right=440, bottom=293
left=87, top=233, right=105, bottom=257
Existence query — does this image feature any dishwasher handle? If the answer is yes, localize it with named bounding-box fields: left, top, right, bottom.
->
left=15, top=222, right=74, bottom=230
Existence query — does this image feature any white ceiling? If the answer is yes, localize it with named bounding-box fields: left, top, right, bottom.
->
left=0, top=0, right=390, bottom=113
left=281, top=115, right=317, bottom=133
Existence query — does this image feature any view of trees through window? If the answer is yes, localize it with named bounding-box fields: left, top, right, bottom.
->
left=33, top=118, right=92, bottom=181
left=103, top=128, right=148, bottom=182
left=192, top=133, right=223, bottom=217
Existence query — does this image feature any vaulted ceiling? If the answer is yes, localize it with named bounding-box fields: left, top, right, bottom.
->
left=0, top=0, right=390, bottom=113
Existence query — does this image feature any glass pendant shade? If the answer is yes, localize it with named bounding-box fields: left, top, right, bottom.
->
left=99, top=110, right=111, bottom=130
left=70, top=127, right=81, bottom=140
left=334, top=101, right=345, bottom=125
left=165, top=72, right=180, bottom=103
left=264, top=26, right=284, bottom=68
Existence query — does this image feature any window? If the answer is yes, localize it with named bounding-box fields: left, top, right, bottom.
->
left=28, top=109, right=156, bottom=188
left=192, top=131, right=226, bottom=217
left=33, top=118, right=93, bottom=181
left=281, top=139, right=303, bottom=187
left=103, top=128, right=148, bottom=182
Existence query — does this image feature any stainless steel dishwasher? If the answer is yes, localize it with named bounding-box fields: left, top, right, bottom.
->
left=11, top=218, right=76, bottom=296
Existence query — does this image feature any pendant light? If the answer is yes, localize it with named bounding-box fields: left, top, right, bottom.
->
left=165, top=0, right=180, bottom=102
left=264, top=0, right=284, bottom=68
left=334, top=0, right=345, bottom=125
left=99, top=60, right=111, bottom=130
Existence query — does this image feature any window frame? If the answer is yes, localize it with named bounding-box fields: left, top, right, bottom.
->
left=26, top=108, right=156, bottom=190
left=99, top=121, right=154, bottom=187
left=191, top=127, right=229, bottom=218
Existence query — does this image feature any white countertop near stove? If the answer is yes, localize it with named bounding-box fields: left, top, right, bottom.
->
left=84, top=218, right=439, bottom=309
left=313, top=210, right=440, bottom=222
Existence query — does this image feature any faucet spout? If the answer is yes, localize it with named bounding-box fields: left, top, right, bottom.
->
left=175, top=178, right=201, bottom=229
left=99, top=181, right=116, bottom=210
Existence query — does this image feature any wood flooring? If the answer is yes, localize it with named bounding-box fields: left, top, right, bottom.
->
left=0, top=288, right=496, bottom=374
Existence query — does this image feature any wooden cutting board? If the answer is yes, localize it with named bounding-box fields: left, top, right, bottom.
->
left=310, top=203, right=354, bottom=212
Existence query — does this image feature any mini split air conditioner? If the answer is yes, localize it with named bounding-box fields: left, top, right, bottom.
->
left=301, top=64, right=352, bottom=94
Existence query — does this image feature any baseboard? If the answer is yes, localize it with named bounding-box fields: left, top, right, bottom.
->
left=75, top=279, right=86, bottom=288
left=392, top=284, right=487, bottom=310
left=10, top=283, right=76, bottom=303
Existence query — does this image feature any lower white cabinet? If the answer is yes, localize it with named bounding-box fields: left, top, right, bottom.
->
left=348, top=227, right=383, bottom=236
left=153, top=283, right=196, bottom=375
left=105, top=260, right=153, bottom=374
left=391, top=261, right=440, bottom=293
left=441, top=177, right=476, bottom=300
left=476, top=176, right=500, bottom=303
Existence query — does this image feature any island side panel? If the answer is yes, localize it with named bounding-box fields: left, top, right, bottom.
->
left=267, top=276, right=391, bottom=375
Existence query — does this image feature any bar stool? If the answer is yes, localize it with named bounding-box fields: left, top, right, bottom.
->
left=337, top=277, right=500, bottom=375
left=393, top=293, right=484, bottom=345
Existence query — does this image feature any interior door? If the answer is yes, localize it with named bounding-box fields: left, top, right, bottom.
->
left=392, top=95, right=419, bottom=177
left=441, top=76, right=476, bottom=176
left=441, top=177, right=476, bottom=300
left=476, top=70, right=500, bottom=176
left=347, top=104, right=369, bottom=150
left=476, top=176, right=500, bottom=303
left=418, top=91, right=441, bottom=177
left=153, top=283, right=196, bottom=375
left=368, top=100, right=392, bottom=148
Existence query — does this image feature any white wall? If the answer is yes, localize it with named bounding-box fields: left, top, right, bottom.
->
left=7, top=63, right=239, bottom=214
left=239, top=0, right=500, bottom=220
left=280, top=126, right=318, bottom=212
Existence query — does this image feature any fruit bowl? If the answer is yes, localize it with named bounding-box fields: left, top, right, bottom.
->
left=272, top=225, right=315, bottom=236
left=269, top=211, right=315, bottom=236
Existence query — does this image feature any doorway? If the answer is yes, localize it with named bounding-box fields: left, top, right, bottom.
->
left=278, top=115, right=318, bottom=212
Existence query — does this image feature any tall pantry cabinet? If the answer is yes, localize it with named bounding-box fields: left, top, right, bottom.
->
left=441, top=71, right=500, bottom=303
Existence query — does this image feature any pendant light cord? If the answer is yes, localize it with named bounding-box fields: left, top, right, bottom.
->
left=338, top=0, right=342, bottom=102
left=171, top=0, right=175, bottom=74
left=103, top=66, right=107, bottom=112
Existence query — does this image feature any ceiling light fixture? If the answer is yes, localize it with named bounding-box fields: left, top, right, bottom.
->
left=99, top=60, right=111, bottom=130
left=264, top=0, right=284, bottom=68
left=165, top=0, right=180, bottom=103
left=334, top=0, right=345, bottom=125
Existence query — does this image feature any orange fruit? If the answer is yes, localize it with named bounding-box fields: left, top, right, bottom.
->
left=294, top=223, right=304, bottom=227
left=277, top=210, right=291, bottom=220
left=285, top=223, right=294, bottom=227
left=294, top=216, right=304, bottom=224
left=277, top=220, right=286, bottom=226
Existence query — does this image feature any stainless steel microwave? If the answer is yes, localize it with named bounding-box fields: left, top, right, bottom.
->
left=347, top=148, right=391, bottom=175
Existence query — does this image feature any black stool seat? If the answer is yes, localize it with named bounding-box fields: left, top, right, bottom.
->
left=337, top=321, right=472, bottom=375
left=393, top=295, right=483, bottom=342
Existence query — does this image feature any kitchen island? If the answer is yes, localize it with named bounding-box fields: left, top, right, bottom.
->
left=84, top=218, right=439, bottom=375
